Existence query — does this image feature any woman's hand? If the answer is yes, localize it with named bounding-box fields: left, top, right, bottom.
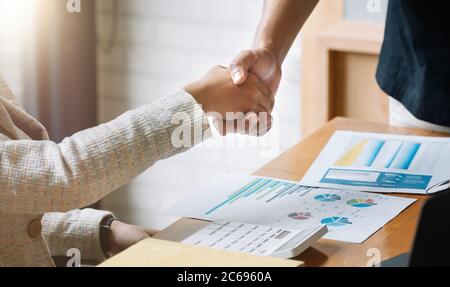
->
left=184, top=65, right=274, bottom=118
left=102, top=220, right=158, bottom=256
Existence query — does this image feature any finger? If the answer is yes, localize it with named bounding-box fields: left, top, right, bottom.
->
left=252, top=74, right=272, bottom=98
left=256, top=103, right=269, bottom=115
left=245, top=112, right=259, bottom=132
left=258, top=120, right=273, bottom=136
left=229, top=50, right=257, bottom=85
left=256, top=93, right=274, bottom=114
left=145, top=228, right=159, bottom=237
left=250, top=115, right=273, bottom=137
left=222, top=113, right=257, bottom=135
left=213, top=119, right=227, bottom=136
left=221, top=113, right=273, bottom=136
left=247, top=73, right=274, bottom=112
left=215, top=119, right=245, bottom=136
left=223, top=120, right=246, bottom=135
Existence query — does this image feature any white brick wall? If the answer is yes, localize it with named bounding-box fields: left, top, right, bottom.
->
left=97, top=0, right=303, bottom=229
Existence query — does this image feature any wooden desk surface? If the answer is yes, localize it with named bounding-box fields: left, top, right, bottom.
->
left=155, top=117, right=450, bottom=267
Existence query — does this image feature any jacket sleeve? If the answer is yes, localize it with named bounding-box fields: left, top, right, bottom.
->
left=41, top=209, right=113, bottom=263
left=0, top=90, right=211, bottom=214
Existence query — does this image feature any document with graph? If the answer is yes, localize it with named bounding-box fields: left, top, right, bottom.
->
left=166, top=175, right=416, bottom=243
left=301, top=131, right=450, bottom=194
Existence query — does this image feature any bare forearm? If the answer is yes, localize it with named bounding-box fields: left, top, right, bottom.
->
left=253, top=0, right=319, bottom=63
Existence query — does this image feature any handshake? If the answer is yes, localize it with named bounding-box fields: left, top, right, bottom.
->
left=184, top=49, right=282, bottom=137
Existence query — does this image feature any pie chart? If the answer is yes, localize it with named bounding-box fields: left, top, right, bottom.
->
left=314, top=194, right=341, bottom=202
left=288, top=212, right=313, bottom=220
left=347, top=199, right=377, bottom=208
left=321, top=217, right=352, bottom=227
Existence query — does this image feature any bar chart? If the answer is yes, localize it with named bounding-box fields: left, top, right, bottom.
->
left=336, top=138, right=422, bottom=170
left=168, top=174, right=417, bottom=243
left=205, top=178, right=314, bottom=215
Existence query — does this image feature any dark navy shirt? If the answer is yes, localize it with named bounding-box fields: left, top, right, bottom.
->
left=376, top=1, right=450, bottom=126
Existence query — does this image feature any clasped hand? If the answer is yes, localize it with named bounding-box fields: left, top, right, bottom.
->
left=101, top=50, right=282, bottom=257
left=185, top=61, right=278, bottom=136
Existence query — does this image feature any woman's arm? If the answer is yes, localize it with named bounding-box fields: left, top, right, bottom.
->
left=42, top=209, right=115, bottom=263
left=0, top=66, right=272, bottom=215
left=0, top=90, right=207, bottom=215
left=42, top=209, right=158, bottom=264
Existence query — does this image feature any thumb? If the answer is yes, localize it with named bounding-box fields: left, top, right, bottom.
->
left=229, top=50, right=257, bottom=85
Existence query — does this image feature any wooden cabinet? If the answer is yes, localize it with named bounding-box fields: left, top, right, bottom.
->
left=301, top=0, right=387, bottom=137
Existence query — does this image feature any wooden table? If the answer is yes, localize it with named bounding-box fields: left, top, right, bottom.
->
left=155, top=117, right=450, bottom=267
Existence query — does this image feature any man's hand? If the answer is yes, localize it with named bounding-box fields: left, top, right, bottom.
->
left=104, top=220, right=158, bottom=256
left=229, top=0, right=318, bottom=92
left=229, top=48, right=282, bottom=96
left=222, top=48, right=281, bottom=136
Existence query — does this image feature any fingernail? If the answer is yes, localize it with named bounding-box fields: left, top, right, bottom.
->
left=232, top=70, right=243, bottom=83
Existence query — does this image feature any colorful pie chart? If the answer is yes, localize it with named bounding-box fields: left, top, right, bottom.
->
left=347, top=199, right=377, bottom=208
left=320, top=217, right=352, bottom=227
left=314, top=194, right=341, bottom=202
left=288, top=212, right=313, bottom=220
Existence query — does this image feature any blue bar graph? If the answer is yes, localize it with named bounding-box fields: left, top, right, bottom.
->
left=337, top=137, right=422, bottom=171
left=365, top=140, right=385, bottom=166
left=205, top=178, right=310, bottom=215
left=388, top=143, right=421, bottom=170
left=206, top=178, right=263, bottom=214
left=243, top=179, right=273, bottom=197
left=266, top=183, right=296, bottom=202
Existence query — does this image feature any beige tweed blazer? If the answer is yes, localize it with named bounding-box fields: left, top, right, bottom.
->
left=0, top=74, right=209, bottom=266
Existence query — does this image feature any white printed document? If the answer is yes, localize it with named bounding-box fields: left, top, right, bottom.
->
left=166, top=175, right=416, bottom=243
left=301, top=131, right=450, bottom=194
left=182, top=221, right=327, bottom=259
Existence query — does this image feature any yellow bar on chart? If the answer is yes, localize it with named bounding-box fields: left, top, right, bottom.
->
left=335, top=139, right=368, bottom=166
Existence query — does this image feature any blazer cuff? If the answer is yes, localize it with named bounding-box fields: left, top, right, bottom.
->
left=42, top=209, right=114, bottom=263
